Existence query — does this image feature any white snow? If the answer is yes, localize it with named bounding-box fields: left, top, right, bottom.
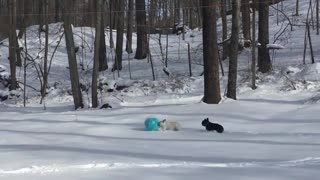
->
left=0, top=0, right=320, bottom=179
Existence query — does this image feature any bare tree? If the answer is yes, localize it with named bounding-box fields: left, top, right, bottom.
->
left=227, top=0, right=240, bottom=100
left=202, top=0, right=221, bottom=104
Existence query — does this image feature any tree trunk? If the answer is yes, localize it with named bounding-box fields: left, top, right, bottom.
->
left=113, top=0, right=124, bottom=71
left=317, top=0, right=319, bottom=35
left=202, top=0, right=221, bottom=104
left=41, top=0, right=49, bottom=103
left=295, top=0, right=299, bottom=16
left=126, top=0, right=134, bottom=54
left=8, top=0, right=17, bottom=90
left=258, top=0, right=271, bottom=73
left=242, top=0, right=251, bottom=47
left=55, top=0, right=60, bottom=22
left=99, top=1, right=108, bottom=71
left=227, top=0, right=240, bottom=100
left=135, top=0, right=148, bottom=59
left=17, top=0, right=32, bottom=39
left=251, top=0, right=257, bottom=89
left=92, top=0, right=103, bottom=108
left=60, top=0, right=83, bottom=109
left=220, top=0, right=228, bottom=60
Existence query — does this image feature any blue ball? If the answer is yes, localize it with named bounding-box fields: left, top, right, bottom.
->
left=144, top=117, right=159, bottom=131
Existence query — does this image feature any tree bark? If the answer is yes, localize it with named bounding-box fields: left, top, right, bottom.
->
left=227, top=0, right=240, bottom=100
left=202, top=0, right=221, bottom=104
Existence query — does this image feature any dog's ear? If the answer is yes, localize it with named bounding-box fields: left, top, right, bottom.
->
left=163, top=119, right=167, bottom=122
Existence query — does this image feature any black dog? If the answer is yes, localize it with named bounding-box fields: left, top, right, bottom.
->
left=201, top=118, right=224, bottom=133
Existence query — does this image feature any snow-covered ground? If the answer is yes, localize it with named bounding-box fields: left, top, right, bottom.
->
left=0, top=0, right=320, bottom=179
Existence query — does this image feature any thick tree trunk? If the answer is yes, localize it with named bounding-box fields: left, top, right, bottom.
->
left=258, top=0, right=271, bottom=73
left=135, top=0, right=148, bottom=59
left=60, top=0, right=83, bottom=109
left=202, top=0, right=221, bottom=104
left=227, top=0, right=240, bottom=100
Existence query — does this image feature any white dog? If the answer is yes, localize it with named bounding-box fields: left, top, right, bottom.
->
left=158, top=119, right=181, bottom=131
